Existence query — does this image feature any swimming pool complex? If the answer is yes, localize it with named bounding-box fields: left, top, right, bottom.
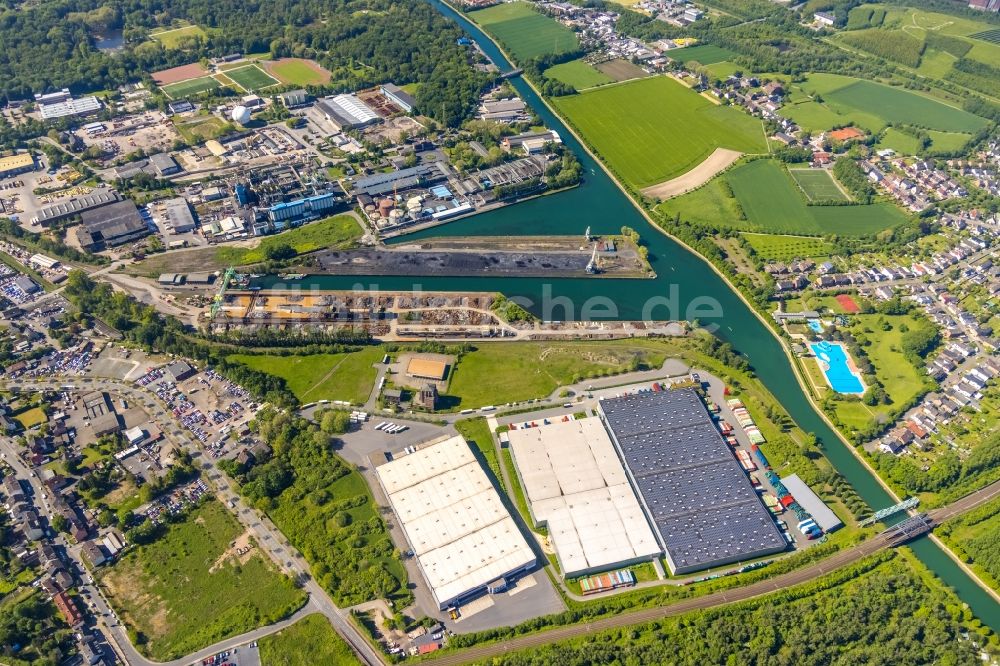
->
left=810, top=341, right=865, bottom=394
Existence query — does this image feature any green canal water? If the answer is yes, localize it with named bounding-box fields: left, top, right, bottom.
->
left=258, top=0, right=1000, bottom=627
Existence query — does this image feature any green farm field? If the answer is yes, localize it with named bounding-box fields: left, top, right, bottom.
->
left=741, top=233, right=835, bottom=260
left=471, top=2, right=579, bottom=61
left=226, top=64, right=279, bottom=91
left=788, top=168, right=849, bottom=202
left=668, top=44, right=737, bottom=65
left=161, top=76, right=220, bottom=98
left=664, top=159, right=906, bottom=236
left=545, top=59, right=613, bottom=89
left=100, top=500, right=306, bottom=660
left=150, top=24, right=208, bottom=48
left=553, top=76, right=767, bottom=189
left=229, top=346, right=382, bottom=405
left=728, top=160, right=907, bottom=235
left=259, top=614, right=360, bottom=666
left=791, top=74, right=989, bottom=133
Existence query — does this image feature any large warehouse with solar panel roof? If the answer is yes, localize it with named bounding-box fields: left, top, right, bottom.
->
left=598, top=389, right=786, bottom=574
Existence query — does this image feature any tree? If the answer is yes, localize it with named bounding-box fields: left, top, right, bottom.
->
left=264, top=243, right=296, bottom=261
left=50, top=514, right=69, bottom=534
left=320, top=410, right=351, bottom=435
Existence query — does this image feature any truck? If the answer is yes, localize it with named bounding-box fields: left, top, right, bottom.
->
left=750, top=445, right=770, bottom=470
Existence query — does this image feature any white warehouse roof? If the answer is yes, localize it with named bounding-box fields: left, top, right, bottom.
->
left=375, top=435, right=535, bottom=609
left=507, top=418, right=660, bottom=577
left=780, top=474, right=842, bottom=532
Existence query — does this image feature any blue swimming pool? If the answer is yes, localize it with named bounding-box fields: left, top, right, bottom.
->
left=810, top=341, right=865, bottom=394
left=807, top=319, right=823, bottom=333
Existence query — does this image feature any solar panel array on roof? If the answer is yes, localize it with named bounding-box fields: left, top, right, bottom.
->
left=600, top=389, right=786, bottom=574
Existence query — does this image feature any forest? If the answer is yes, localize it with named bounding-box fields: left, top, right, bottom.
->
left=0, top=0, right=490, bottom=126
left=473, top=556, right=995, bottom=665
left=227, top=407, right=409, bottom=605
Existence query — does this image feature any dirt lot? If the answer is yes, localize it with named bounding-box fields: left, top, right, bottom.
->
left=595, top=59, right=649, bottom=82
left=152, top=63, right=209, bottom=86
left=641, top=147, right=742, bottom=200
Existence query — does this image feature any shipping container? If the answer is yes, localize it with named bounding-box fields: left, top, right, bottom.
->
left=751, top=445, right=770, bottom=469
left=736, top=450, right=756, bottom=471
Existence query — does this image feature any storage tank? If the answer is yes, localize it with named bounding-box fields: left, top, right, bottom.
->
left=389, top=209, right=404, bottom=220
left=231, top=105, right=252, bottom=124
left=378, top=198, right=394, bottom=217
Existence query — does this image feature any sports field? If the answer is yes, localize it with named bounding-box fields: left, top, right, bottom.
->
left=265, top=58, right=332, bottom=86
left=150, top=24, right=207, bottom=49
left=553, top=76, right=767, bottom=189
left=225, top=65, right=279, bottom=91
left=161, top=76, right=221, bottom=99
left=471, top=2, right=579, bottom=61
left=788, top=169, right=850, bottom=202
left=545, top=59, right=613, bottom=89
left=791, top=74, right=989, bottom=133
left=668, top=44, right=737, bottom=65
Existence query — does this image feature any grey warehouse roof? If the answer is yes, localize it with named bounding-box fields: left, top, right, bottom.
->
left=600, top=389, right=786, bottom=574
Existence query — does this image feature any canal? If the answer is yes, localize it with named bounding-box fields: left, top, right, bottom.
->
left=262, top=0, right=1000, bottom=627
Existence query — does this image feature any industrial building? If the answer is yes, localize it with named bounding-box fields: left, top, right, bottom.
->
left=380, top=84, right=417, bottom=113
left=507, top=418, right=661, bottom=577
left=351, top=162, right=450, bottom=198
left=406, top=357, right=449, bottom=381
left=780, top=474, right=842, bottom=532
left=314, top=94, right=381, bottom=131
left=0, top=152, right=35, bottom=179
left=160, top=197, right=197, bottom=233
left=32, top=189, right=122, bottom=226
left=375, top=435, right=536, bottom=609
left=34, top=89, right=101, bottom=121
left=280, top=90, right=309, bottom=108
left=600, top=389, right=786, bottom=575
left=74, top=199, right=150, bottom=250
left=267, top=192, right=338, bottom=225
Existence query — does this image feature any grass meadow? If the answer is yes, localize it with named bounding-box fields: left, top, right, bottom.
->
left=214, top=214, right=362, bottom=265
left=545, top=59, right=614, bottom=89
left=259, top=614, right=359, bottom=666
left=472, top=2, right=579, bottom=61
left=788, top=169, right=850, bottom=202
left=229, top=346, right=382, bottom=405
left=150, top=24, right=208, bottom=49
left=789, top=73, right=989, bottom=133
left=554, top=76, right=767, bottom=188
left=663, top=160, right=906, bottom=236
left=668, top=44, right=737, bottom=65
left=741, top=233, right=835, bottom=260
left=100, top=500, right=306, bottom=660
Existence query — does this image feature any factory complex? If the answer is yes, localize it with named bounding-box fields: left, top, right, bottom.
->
left=507, top=418, right=661, bottom=578
left=375, top=435, right=536, bottom=610
left=599, top=389, right=787, bottom=574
